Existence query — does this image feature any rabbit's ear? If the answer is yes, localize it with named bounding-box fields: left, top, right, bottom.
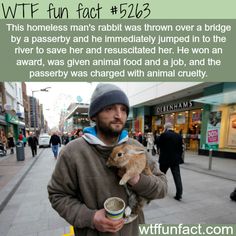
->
left=126, top=147, right=145, bottom=155
left=115, top=143, right=126, bottom=151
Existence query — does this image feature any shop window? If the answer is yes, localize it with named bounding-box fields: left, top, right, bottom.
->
left=175, top=111, right=189, bottom=136
left=152, top=115, right=164, bottom=134
left=189, top=110, right=202, bottom=136
left=227, top=113, right=236, bottom=147
left=165, top=113, right=175, bottom=125
left=186, top=109, right=202, bottom=151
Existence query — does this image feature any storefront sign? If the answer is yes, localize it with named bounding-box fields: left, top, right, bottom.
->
left=207, top=129, right=219, bottom=143
left=5, top=113, right=20, bottom=125
left=206, top=111, right=222, bottom=149
left=156, top=101, right=193, bottom=114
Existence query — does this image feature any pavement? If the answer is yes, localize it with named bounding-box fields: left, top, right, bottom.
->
left=180, top=151, right=236, bottom=182
left=0, top=146, right=44, bottom=213
left=0, top=147, right=235, bottom=236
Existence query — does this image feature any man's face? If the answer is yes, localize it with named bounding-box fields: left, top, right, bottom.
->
left=94, top=104, right=128, bottom=138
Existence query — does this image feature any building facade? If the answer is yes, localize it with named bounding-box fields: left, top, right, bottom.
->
left=22, top=82, right=30, bottom=135
left=0, top=82, right=48, bottom=148
left=117, top=82, right=236, bottom=158
left=195, top=83, right=236, bottom=158
left=65, top=103, right=90, bottom=133
left=4, top=82, right=25, bottom=141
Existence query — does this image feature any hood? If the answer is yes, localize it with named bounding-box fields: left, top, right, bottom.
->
left=82, top=126, right=128, bottom=146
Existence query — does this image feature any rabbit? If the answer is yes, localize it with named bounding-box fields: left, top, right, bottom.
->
left=107, top=143, right=153, bottom=215
left=107, top=143, right=153, bottom=185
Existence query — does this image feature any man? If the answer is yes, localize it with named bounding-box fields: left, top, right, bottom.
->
left=49, top=132, right=61, bottom=159
left=47, top=83, right=167, bottom=236
left=7, top=132, right=15, bottom=154
left=156, top=122, right=184, bottom=201
left=18, top=131, right=24, bottom=141
left=27, top=132, right=38, bottom=157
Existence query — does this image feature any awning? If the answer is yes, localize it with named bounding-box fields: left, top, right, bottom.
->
left=18, top=121, right=25, bottom=128
left=5, top=113, right=25, bottom=127
left=193, top=91, right=236, bottom=105
left=66, top=103, right=89, bottom=120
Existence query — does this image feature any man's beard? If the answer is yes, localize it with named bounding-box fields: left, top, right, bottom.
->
left=96, top=119, right=124, bottom=138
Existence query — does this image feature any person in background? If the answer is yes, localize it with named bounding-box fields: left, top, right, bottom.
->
left=64, top=134, right=70, bottom=145
left=49, top=132, right=61, bottom=159
left=146, top=132, right=154, bottom=153
left=27, top=132, right=38, bottom=157
left=153, top=130, right=160, bottom=144
left=137, top=131, right=143, bottom=144
left=70, top=133, right=75, bottom=141
left=7, top=132, right=15, bottom=154
left=23, top=135, right=27, bottom=147
left=78, top=131, right=83, bottom=137
left=18, top=131, right=23, bottom=142
left=156, top=122, right=184, bottom=201
left=179, top=129, right=183, bottom=137
left=1, top=133, right=7, bottom=150
left=48, top=83, right=167, bottom=236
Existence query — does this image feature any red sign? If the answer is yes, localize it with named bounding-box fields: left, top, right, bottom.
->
left=207, top=129, right=218, bottom=143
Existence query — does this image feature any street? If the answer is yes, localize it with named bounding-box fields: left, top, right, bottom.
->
left=0, top=147, right=235, bottom=236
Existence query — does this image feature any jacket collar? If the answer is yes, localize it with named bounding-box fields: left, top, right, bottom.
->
left=82, top=126, right=128, bottom=147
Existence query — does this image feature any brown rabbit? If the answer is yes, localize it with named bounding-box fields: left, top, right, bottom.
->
left=107, top=143, right=153, bottom=214
left=107, top=143, right=153, bottom=185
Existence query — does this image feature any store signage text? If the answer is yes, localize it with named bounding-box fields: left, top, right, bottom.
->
left=207, top=129, right=219, bottom=143
left=156, top=101, right=193, bottom=114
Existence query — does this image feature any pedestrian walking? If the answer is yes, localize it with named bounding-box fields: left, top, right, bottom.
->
left=64, top=135, right=69, bottom=145
left=7, top=132, right=15, bottom=154
left=146, top=132, right=154, bottom=153
left=27, top=132, right=38, bottom=157
left=137, top=131, right=143, bottom=144
left=49, top=132, right=61, bottom=159
left=48, top=83, right=167, bottom=236
left=23, top=136, right=27, bottom=147
left=156, top=122, right=184, bottom=201
left=18, top=131, right=23, bottom=141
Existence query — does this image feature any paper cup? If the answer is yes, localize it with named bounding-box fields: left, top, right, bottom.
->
left=104, top=197, right=125, bottom=220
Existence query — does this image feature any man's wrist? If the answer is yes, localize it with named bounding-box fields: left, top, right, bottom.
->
left=128, top=175, right=140, bottom=186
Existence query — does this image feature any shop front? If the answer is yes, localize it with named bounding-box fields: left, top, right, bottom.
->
left=152, top=100, right=203, bottom=151
left=0, top=114, right=7, bottom=145
left=125, top=108, right=134, bottom=133
left=194, top=83, right=236, bottom=159
left=198, top=103, right=236, bottom=159
left=131, top=106, right=152, bottom=136
left=65, top=103, right=90, bottom=133
left=5, top=113, right=25, bottom=141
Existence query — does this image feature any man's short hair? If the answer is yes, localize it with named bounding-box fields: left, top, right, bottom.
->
left=164, top=122, right=173, bottom=130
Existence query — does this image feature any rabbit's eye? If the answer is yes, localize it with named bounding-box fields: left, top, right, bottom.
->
left=117, top=152, right=123, bottom=157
